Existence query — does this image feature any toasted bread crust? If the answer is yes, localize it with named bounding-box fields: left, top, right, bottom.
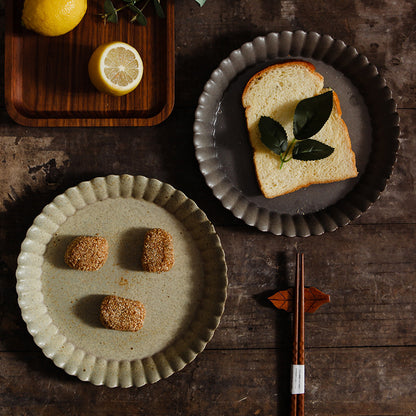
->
left=242, top=60, right=321, bottom=108
left=332, top=89, right=343, bottom=117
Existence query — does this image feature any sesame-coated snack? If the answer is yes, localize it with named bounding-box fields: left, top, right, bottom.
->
left=141, top=228, right=174, bottom=273
left=64, top=236, right=109, bottom=271
left=100, top=295, right=146, bottom=332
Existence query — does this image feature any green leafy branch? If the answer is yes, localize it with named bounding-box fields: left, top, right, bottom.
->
left=258, top=91, right=335, bottom=168
left=101, top=0, right=206, bottom=25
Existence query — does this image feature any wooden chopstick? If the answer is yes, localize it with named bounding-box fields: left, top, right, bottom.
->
left=298, top=253, right=305, bottom=415
left=291, top=254, right=300, bottom=416
left=291, top=253, right=305, bottom=416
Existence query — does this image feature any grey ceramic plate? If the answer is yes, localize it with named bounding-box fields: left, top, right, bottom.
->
left=16, top=175, right=227, bottom=387
left=194, top=31, right=399, bottom=236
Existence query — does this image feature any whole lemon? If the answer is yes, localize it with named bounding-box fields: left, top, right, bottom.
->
left=22, top=0, right=87, bottom=37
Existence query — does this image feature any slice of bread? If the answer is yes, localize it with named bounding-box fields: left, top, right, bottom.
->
left=242, top=61, right=358, bottom=198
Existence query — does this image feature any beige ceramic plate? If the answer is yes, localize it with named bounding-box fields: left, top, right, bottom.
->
left=16, top=175, right=227, bottom=387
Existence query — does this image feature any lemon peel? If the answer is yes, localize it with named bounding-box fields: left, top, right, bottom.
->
left=22, top=0, right=87, bottom=37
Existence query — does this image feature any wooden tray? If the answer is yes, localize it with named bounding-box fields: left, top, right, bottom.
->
left=5, top=0, right=175, bottom=127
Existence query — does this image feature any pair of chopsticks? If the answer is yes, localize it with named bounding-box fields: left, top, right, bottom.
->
left=291, top=252, right=305, bottom=416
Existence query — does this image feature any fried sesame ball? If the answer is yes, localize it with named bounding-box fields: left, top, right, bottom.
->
left=100, top=295, right=146, bottom=332
left=141, top=228, right=174, bottom=273
left=64, top=236, right=109, bottom=271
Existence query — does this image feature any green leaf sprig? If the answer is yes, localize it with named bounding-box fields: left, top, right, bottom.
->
left=102, top=0, right=205, bottom=25
left=259, top=90, right=335, bottom=168
left=101, top=0, right=164, bottom=25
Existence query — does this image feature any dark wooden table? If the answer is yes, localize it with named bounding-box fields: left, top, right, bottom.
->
left=1, top=1, right=415, bottom=415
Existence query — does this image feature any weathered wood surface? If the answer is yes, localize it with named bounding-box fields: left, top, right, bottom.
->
left=1, top=0, right=416, bottom=415
left=1, top=347, right=416, bottom=415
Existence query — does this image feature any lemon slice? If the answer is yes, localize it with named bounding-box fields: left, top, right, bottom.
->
left=88, top=42, right=144, bottom=96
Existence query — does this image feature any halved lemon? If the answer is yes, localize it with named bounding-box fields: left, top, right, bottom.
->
left=88, top=42, right=144, bottom=96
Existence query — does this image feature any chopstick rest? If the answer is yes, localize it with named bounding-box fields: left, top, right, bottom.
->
left=268, top=287, right=330, bottom=313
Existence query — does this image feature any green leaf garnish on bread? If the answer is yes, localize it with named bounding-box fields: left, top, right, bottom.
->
left=293, top=90, right=334, bottom=140
left=242, top=61, right=358, bottom=198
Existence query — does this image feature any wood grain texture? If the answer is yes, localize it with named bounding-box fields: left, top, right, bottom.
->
left=0, top=107, right=414, bottom=231
left=1, top=0, right=416, bottom=414
left=210, top=223, right=416, bottom=350
left=175, top=0, right=416, bottom=109
left=0, top=347, right=415, bottom=416
left=5, top=0, right=175, bottom=126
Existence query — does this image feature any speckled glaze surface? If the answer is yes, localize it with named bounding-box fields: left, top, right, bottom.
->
left=16, top=175, right=227, bottom=387
left=193, top=31, right=400, bottom=236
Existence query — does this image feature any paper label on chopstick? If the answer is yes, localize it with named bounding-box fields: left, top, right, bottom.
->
left=291, top=365, right=305, bottom=394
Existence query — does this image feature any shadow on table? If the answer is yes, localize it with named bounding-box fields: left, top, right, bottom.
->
left=253, top=251, right=292, bottom=415
left=72, top=294, right=106, bottom=329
